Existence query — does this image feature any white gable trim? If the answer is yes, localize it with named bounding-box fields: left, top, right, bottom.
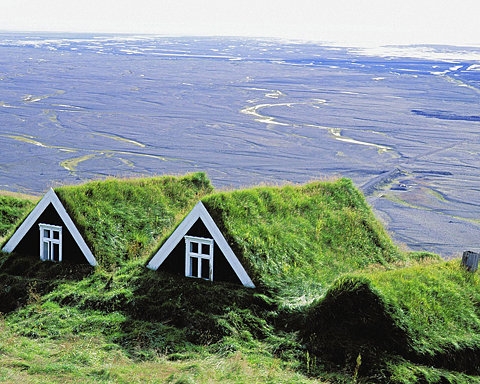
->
left=2, top=188, right=97, bottom=266
left=147, top=201, right=255, bottom=288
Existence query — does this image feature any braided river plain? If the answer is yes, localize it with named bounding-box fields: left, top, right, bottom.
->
left=1, top=33, right=480, bottom=257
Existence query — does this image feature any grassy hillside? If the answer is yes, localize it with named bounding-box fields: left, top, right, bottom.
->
left=1, top=175, right=480, bottom=383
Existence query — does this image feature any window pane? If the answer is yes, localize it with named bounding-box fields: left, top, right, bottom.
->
left=53, top=244, right=60, bottom=262
left=44, top=229, right=50, bottom=238
left=201, top=243, right=210, bottom=255
left=190, top=242, right=198, bottom=254
left=53, top=230, right=60, bottom=240
left=190, top=257, right=198, bottom=277
left=43, top=241, right=49, bottom=260
left=201, top=259, right=210, bottom=279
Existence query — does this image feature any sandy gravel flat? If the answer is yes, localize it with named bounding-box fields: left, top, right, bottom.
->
left=1, top=34, right=479, bottom=258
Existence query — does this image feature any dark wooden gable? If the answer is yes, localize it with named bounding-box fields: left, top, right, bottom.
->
left=158, top=218, right=243, bottom=285
left=2, top=188, right=97, bottom=266
left=147, top=202, right=255, bottom=288
left=13, top=203, right=89, bottom=264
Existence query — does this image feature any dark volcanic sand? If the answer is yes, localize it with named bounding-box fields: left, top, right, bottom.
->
left=1, top=34, right=479, bottom=258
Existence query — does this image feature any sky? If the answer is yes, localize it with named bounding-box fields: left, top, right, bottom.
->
left=1, top=0, right=479, bottom=47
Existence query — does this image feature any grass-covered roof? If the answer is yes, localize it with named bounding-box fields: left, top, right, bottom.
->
left=0, top=194, right=36, bottom=242
left=55, top=172, right=213, bottom=267
left=303, top=258, right=480, bottom=374
left=197, top=178, right=404, bottom=297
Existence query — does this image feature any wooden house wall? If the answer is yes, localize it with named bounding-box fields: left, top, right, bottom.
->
left=12, top=203, right=90, bottom=264
left=158, top=218, right=242, bottom=285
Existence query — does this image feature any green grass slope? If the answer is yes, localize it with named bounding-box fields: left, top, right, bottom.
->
left=303, top=258, right=480, bottom=377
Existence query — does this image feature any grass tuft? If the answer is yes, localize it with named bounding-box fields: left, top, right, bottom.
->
left=0, top=194, right=36, bottom=242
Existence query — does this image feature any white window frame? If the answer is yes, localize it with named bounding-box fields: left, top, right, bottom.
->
left=185, top=235, right=213, bottom=281
left=39, top=223, right=63, bottom=262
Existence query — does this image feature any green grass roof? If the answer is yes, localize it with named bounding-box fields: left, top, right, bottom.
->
left=199, top=178, right=403, bottom=296
left=55, top=172, right=213, bottom=267
left=304, top=259, right=480, bottom=373
left=0, top=194, right=36, bottom=242
left=368, top=260, right=480, bottom=360
left=6, top=174, right=480, bottom=380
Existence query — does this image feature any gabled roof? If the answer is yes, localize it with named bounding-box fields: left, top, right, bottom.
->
left=147, top=201, right=255, bottom=288
left=2, top=188, right=97, bottom=266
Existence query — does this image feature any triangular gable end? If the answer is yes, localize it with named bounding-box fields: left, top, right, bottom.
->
left=2, top=188, right=97, bottom=266
left=147, top=201, right=255, bottom=288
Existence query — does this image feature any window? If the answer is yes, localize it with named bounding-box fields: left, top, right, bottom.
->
left=185, top=236, right=213, bottom=281
left=39, top=223, right=62, bottom=262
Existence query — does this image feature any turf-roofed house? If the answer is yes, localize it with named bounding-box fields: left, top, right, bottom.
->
left=148, top=177, right=402, bottom=293
left=147, top=200, right=256, bottom=288
left=2, top=188, right=97, bottom=266
left=1, top=173, right=213, bottom=267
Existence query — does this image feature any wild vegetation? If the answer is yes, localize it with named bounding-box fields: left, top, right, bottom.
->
left=1, top=174, right=480, bottom=383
